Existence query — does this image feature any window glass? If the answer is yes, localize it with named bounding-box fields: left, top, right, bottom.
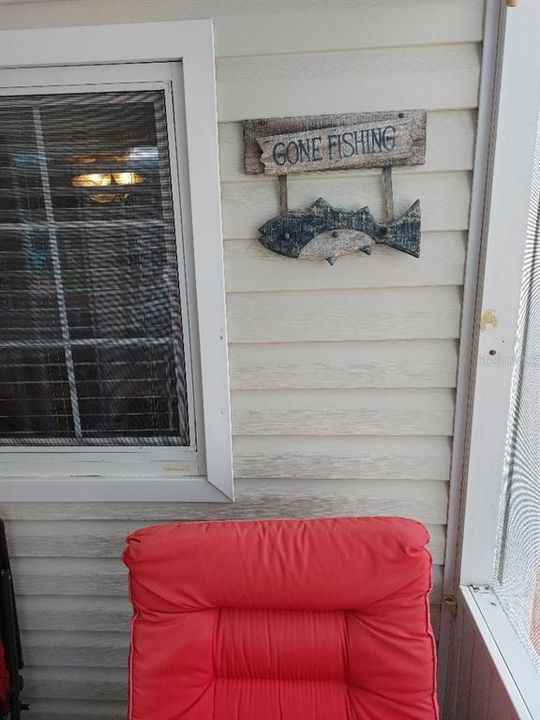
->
left=0, top=91, right=189, bottom=445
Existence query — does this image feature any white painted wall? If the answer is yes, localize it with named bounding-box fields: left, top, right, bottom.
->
left=0, top=0, right=484, bottom=717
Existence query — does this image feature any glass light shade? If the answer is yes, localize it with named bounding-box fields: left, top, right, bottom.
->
left=112, top=172, right=144, bottom=186
left=71, top=171, right=145, bottom=203
left=72, top=172, right=112, bottom=188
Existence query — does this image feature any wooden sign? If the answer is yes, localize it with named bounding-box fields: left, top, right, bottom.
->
left=244, top=110, right=426, bottom=175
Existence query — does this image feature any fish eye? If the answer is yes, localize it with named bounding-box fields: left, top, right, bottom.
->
left=284, top=232, right=291, bottom=240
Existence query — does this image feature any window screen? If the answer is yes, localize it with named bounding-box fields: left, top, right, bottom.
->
left=494, top=115, right=540, bottom=669
left=0, top=90, right=189, bottom=446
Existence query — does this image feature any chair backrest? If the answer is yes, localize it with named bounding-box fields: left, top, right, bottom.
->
left=124, top=516, right=439, bottom=720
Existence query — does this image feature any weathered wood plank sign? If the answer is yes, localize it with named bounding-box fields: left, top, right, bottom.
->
left=243, top=111, right=426, bottom=263
left=244, top=110, right=426, bottom=175
left=257, top=117, right=421, bottom=175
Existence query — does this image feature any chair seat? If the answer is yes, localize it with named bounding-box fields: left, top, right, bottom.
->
left=124, top=516, right=439, bottom=720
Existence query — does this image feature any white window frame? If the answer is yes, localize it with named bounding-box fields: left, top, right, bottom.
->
left=0, top=21, right=233, bottom=502
left=440, top=1, right=540, bottom=717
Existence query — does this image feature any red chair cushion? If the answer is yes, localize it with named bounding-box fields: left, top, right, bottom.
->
left=124, top=516, right=439, bottom=720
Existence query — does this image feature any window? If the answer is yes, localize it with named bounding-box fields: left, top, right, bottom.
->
left=0, top=23, right=232, bottom=501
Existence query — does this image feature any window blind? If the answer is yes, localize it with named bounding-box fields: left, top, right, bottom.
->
left=494, top=115, right=540, bottom=669
left=0, top=90, right=189, bottom=445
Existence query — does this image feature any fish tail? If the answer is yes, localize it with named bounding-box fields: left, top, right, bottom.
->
left=377, top=200, right=421, bottom=258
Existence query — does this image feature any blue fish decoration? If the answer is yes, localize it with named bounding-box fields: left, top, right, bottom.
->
left=259, top=198, right=421, bottom=264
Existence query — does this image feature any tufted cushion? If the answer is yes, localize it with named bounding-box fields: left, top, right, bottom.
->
left=124, top=516, right=439, bottom=720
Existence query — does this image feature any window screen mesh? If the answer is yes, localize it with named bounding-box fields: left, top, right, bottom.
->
left=0, top=90, right=189, bottom=445
left=494, top=115, right=540, bottom=669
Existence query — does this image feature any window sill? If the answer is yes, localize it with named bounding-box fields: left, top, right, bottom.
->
left=0, top=475, right=232, bottom=502
left=460, top=585, right=539, bottom=720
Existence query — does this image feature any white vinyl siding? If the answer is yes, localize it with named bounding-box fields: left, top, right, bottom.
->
left=0, top=0, right=483, bottom=717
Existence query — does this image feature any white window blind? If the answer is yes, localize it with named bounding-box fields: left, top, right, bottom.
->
left=494, top=115, right=540, bottom=670
left=0, top=90, right=190, bottom=446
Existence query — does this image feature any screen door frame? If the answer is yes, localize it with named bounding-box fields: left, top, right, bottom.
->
left=438, top=1, right=540, bottom=717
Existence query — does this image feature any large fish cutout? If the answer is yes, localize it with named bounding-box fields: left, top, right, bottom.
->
left=259, top=198, right=421, bottom=264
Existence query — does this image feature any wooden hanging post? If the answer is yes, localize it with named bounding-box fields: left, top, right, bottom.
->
left=278, top=175, right=288, bottom=213
left=382, top=166, right=394, bottom=223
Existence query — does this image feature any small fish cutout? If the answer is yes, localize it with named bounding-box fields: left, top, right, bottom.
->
left=258, top=197, right=421, bottom=264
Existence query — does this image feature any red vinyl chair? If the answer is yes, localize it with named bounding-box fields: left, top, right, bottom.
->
left=124, top=516, right=439, bottom=720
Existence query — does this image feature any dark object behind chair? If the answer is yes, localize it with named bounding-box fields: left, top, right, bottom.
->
left=0, top=519, right=27, bottom=720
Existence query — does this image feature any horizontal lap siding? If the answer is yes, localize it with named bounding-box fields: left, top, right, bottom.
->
left=227, top=287, right=462, bottom=342
left=225, top=232, right=467, bottom=291
left=230, top=340, right=459, bottom=389
left=222, top=171, right=471, bottom=237
left=233, top=436, right=452, bottom=480
left=217, top=45, right=481, bottom=119
left=232, top=388, right=456, bottom=436
left=0, top=0, right=483, bottom=716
